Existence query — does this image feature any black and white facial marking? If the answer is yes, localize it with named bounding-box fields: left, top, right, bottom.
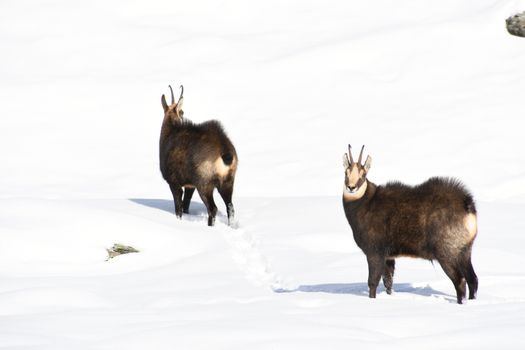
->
left=342, top=144, right=372, bottom=200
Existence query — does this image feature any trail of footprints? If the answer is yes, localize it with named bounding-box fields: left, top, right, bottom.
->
left=219, top=221, right=286, bottom=291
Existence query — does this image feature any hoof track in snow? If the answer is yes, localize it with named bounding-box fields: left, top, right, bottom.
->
left=219, top=223, right=285, bottom=291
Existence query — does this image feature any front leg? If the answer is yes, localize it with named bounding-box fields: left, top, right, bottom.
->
left=367, top=254, right=385, bottom=298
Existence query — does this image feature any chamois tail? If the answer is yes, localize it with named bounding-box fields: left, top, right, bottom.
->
left=221, top=153, right=234, bottom=166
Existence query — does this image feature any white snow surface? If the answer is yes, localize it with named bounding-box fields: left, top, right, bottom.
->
left=2, top=0, right=525, bottom=348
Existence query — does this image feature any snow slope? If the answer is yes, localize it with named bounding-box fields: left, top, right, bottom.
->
left=1, top=0, right=525, bottom=348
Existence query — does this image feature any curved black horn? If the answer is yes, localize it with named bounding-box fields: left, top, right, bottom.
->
left=358, top=145, right=365, bottom=165
left=348, top=144, right=354, bottom=165
left=169, top=85, right=175, bottom=104
left=179, top=85, right=184, bottom=101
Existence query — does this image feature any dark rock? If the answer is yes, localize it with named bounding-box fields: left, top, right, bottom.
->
left=507, top=12, right=525, bottom=37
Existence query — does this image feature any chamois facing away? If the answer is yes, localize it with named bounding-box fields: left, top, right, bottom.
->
left=342, top=145, right=478, bottom=304
left=159, top=85, right=238, bottom=226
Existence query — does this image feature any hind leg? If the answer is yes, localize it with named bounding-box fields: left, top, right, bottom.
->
left=182, top=187, right=195, bottom=214
left=197, top=186, right=217, bottom=226
left=463, top=260, right=478, bottom=300
left=169, top=184, right=184, bottom=218
left=382, top=259, right=396, bottom=295
left=217, top=181, right=235, bottom=226
left=459, top=249, right=478, bottom=300
left=439, top=258, right=466, bottom=304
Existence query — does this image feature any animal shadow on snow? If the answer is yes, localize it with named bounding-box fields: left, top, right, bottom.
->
left=291, top=283, right=455, bottom=302
left=129, top=198, right=228, bottom=224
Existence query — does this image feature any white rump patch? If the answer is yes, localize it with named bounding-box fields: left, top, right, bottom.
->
left=464, top=213, right=477, bottom=240
left=215, top=157, right=231, bottom=178
left=197, top=160, right=214, bottom=178
left=197, top=157, right=231, bottom=179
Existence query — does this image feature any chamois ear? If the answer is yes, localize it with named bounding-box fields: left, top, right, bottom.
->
left=175, top=97, right=184, bottom=118
left=343, top=154, right=350, bottom=169
left=364, top=155, right=372, bottom=172
left=161, top=94, right=168, bottom=112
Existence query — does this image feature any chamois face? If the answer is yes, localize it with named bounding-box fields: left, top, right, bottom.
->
left=161, top=85, right=184, bottom=124
left=342, top=145, right=372, bottom=195
left=344, top=162, right=367, bottom=193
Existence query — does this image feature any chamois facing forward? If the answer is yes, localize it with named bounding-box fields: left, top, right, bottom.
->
left=342, top=145, right=478, bottom=304
left=159, top=85, right=237, bottom=226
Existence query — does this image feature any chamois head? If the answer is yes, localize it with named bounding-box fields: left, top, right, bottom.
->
left=161, top=85, right=184, bottom=124
left=343, top=144, right=372, bottom=196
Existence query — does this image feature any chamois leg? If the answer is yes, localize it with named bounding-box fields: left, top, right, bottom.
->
left=382, top=259, right=396, bottom=295
left=459, top=249, right=478, bottom=300
left=366, top=255, right=385, bottom=298
left=465, top=260, right=478, bottom=300
left=439, top=259, right=466, bottom=304
left=461, top=259, right=478, bottom=300
left=197, top=187, right=217, bottom=226
left=169, top=184, right=184, bottom=218
left=182, top=187, right=195, bottom=214
left=217, top=181, right=235, bottom=226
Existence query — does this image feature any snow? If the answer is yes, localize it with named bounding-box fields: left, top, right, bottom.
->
left=2, top=0, right=525, bottom=348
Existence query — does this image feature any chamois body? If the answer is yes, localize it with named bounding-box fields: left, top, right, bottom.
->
left=342, top=146, right=478, bottom=304
left=159, top=85, right=237, bottom=226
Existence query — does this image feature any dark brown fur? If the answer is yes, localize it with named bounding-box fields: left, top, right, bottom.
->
left=159, top=86, right=237, bottom=226
left=342, top=146, right=478, bottom=304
